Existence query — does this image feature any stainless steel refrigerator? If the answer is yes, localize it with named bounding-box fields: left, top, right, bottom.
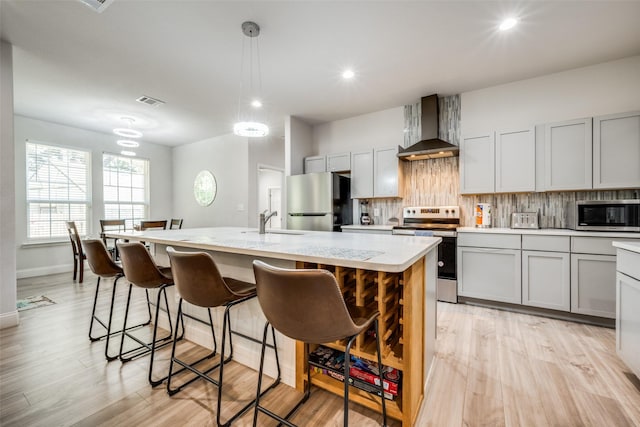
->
left=286, top=172, right=352, bottom=232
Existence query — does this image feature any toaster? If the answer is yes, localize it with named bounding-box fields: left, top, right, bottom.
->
left=511, top=212, right=540, bottom=229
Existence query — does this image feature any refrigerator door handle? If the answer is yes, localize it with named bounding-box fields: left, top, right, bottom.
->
left=288, top=213, right=329, bottom=217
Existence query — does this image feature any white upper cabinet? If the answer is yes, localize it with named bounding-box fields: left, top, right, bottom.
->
left=593, top=111, right=640, bottom=189
left=351, top=147, right=402, bottom=199
left=304, top=155, right=326, bottom=173
left=543, top=118, right=593, bottom=191
left=373, top=147, right=402, bottom=198
left=350, top=150, right=374, bottom=198
left=326, top=152, right=351, bottom=172
left=495, top=128, right=535, bottom=193
left=460, top=132, right=495, bottom=194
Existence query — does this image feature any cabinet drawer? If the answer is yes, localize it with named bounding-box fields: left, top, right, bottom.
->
left=617, top=248, right=640, bottom=279
left=522, top=235, right=570, bottom=252
left=458, top=233, right=521, bottom=249
left=572, top=236, right=638, bottom=255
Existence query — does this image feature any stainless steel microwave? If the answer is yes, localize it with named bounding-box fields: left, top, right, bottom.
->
left=567, top=200, right=640, bottom=232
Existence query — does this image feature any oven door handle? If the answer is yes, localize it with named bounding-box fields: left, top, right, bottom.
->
left=392, top=229, right=415, bottom=236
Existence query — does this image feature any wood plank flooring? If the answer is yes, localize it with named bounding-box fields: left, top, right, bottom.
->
left=1, top=272, right=639, bottom=426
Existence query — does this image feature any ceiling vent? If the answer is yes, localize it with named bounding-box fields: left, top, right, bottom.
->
left=136, top=95, right=166, bottom=107
left=77, top=0, right=114, bottom=13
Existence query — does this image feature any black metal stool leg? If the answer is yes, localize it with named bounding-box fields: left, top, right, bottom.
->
left=344, top=335, right=358, bottom=427
left=148, top=285, right=175, bottom=386
left=88, top=276, right=103, bottom=341
left=216, top=300, right=281, bottom=427
left=253, top=323, right=303, bottom=427
left=166, top=304, right=217, bottom=395
left=374, top=319, right=388, bottom=426
left=119, top=285, right=174, bottom=367
left=118, top=284, right=134, bottom=360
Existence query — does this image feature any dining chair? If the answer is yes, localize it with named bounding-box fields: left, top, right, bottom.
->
left=251, top=260, right=387, bottom=427
left=169, top=218, right=183, bottom=230
left=139, top=220, right=167, bottom=231
left=99, top=219, right=126, bottom=260
left=65, top=221, right=86, bottom=283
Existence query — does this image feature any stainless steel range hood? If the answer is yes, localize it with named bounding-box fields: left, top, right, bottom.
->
left=398, top=95, right=459, bottom=161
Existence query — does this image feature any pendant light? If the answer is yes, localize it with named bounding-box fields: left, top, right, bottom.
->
left=233, top=21, right=269, bottom=138
left=113, top=116, right=142, bottom=154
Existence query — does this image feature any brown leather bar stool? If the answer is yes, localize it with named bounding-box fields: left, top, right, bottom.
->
left=117, top=241, right=182, bottom=386
left=83, top=239, right=151, bottom=361
left=252, top=260, right=387, bottom=427
left=166, top=247, right=280, bottom=427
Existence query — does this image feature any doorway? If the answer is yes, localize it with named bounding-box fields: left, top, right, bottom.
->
left=257, top=165, right=284, bottom=229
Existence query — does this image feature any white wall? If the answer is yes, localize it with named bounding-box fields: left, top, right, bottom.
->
left=247, top=135, right=284, bottom=228
left=1, top=41, right=18, bottom=329
left=172, top=133, right=249, bottom=228
left=285, top=116, right=313, bottom=176
left=14, top=116, right=173, bottom=278
left=461, top=55, right=640, bottom=135
left=312, top=106, right=404, bottom=154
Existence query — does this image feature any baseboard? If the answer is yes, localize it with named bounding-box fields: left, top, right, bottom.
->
left=17, top=263, right=76, bottom=279
left=0, top=310, right=19, bottom=329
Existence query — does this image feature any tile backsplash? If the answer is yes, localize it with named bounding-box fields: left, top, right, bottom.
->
left=362, top=157, right=639, bottom=228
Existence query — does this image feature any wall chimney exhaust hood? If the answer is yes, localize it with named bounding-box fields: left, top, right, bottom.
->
left=397, top=95, right=459, bottom=161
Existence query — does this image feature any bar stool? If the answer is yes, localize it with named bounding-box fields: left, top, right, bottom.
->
left=165, top=247, right=280, bottom=427
left=83, top=239, right=152, bottom=361
left=117, top=241, right=182, bottom=386
left=252, top=260, right=387, bottom=427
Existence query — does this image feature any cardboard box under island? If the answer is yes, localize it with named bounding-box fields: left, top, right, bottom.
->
left=308, top=345, right=401, bottom=400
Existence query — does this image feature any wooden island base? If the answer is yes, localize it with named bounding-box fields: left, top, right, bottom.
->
left=295, top=258, right=427, bottom=426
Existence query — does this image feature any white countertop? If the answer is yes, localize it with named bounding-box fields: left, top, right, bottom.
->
left=341, top=224, right=395, bottom=231
left=106, top=227, right=440, bottom=272
left=613, top=241, right=640, bottom=254
left=457, top=227, right=640, bottom=239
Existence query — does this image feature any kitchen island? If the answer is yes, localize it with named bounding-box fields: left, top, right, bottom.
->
left=105, top=227, right=440, bottom=426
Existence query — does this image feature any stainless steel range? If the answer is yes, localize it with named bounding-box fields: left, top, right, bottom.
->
left=393, top=206, right=460, bottom=303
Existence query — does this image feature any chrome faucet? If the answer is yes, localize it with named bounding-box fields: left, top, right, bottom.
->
left=259, top=210, right=278, bottom=234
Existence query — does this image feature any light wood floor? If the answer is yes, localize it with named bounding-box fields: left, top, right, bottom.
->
left=1, top=272, right=639, bottom=426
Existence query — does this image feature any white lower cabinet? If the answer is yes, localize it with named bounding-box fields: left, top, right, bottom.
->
left=458, top=231, right=638, bottom=319
left=522, top=250, right=570, bottom=311
left=457, top=246, right=521, bottom=304
left=616, top=248, right=640, bottom=379
left=570, top=253, right=617, bottom=318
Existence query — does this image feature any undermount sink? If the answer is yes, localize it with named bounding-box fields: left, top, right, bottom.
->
left=243, top=229, right=305, bottom=235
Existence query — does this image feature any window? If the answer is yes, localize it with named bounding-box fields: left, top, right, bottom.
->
left=103, top=153, right=149, bottom=229
left=26, top=142, right=91, bottom=239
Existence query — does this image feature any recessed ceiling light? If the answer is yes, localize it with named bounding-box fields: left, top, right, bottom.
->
left=342, top=69, right=355, bottom=79
left=121, top=150, right=136, bottom=157
left=251, top=99, right=263, bottom=108
left=499, top=17, right=519, bottom=31
left=117, top=140, right=140, bottom=148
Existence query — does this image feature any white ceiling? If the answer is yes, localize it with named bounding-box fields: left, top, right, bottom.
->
left=1, top=1, right=640, bottom=147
